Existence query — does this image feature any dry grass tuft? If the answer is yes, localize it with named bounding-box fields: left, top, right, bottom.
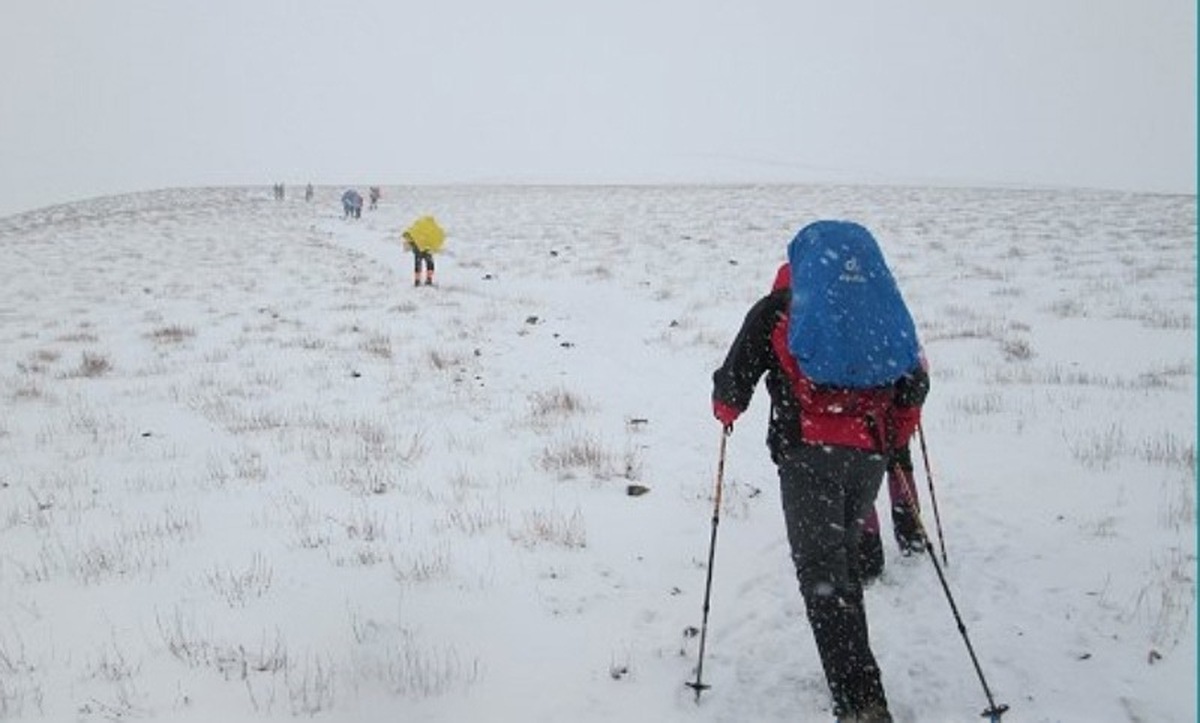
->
left=359, top=334, right=393, bottom=360
left=148, top=324, right=197, bottom=343
left=427, top=349, right=464, bottom=371
left=539, top=432, right=616, bottom=479
left=68, top=351, right=113, bottom=378
left=529, top=387, right=590, bottom=422
left=510, top=507, right=587, bottom=549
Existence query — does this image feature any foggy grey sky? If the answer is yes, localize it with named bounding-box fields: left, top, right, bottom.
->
left=1, top=1, right=1195, bottom=217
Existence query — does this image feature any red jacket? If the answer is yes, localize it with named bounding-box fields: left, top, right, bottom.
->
left=713, top=263, right=927, bottom=455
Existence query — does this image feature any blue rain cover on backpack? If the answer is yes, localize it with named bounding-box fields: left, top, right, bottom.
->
left=787, top=220, right=920, bottom=388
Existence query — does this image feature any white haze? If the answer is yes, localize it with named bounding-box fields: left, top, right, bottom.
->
left=1, top=1, right=1195, bottom=218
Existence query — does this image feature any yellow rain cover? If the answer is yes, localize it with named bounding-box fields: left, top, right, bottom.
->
left=404, top=215, right=446, bottom=252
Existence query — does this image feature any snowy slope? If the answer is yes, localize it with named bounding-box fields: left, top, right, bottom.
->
left=0, top=184, right=1194, bottom=722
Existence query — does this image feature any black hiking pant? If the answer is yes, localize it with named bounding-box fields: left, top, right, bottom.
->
left=777, top=442, right=889, bottom=717
left=412, top=249, right=434, bottom=272
left=410, top=247, right=435, bottom=285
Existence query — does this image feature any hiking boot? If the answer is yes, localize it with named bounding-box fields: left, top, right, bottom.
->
left=891, top=504, right=927, bottom=555
left=857, top=531, right=884, bottom=584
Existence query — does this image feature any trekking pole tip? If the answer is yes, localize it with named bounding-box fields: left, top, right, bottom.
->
left=685, top=680, right=711, bottom=703
left=981, top=703, right=1009, bottom=721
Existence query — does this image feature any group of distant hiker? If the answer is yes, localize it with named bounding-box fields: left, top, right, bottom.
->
left=338, top=186, right=383, bottom=218
left=333, top=186, right=445, bottom=287
left=272, top=183, right=314, bottom=202
left=270, top=182, right=446, bottom=288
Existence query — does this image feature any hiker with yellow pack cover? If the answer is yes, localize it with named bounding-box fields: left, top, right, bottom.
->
left=402, top=215, right=445, bottom=287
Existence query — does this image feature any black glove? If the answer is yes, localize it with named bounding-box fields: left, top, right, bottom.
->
left=893, top=367, right=930, bottom=408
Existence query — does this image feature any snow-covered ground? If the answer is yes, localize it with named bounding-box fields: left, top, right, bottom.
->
left=0, top=184, right=1194, bottom=722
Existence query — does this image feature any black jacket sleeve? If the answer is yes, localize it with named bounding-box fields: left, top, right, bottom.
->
left=712, top=290, right=788, bottom=412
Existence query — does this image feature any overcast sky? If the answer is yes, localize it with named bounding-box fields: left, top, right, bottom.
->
left=1, top=1, right=1195, bottom=217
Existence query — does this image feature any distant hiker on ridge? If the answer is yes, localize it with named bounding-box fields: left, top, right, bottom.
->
left=402, top=215, right=445, bottom=287
left=341, top=189, right=363, bottom=219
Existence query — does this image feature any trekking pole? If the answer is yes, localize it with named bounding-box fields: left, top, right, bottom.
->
left=888, top=458, right=1009, bottom=721
left=686, top=426, right=730, bottom=703
left=916, top=423, right=949, bottom=566
left=920, top=513, right=1009, bottom=721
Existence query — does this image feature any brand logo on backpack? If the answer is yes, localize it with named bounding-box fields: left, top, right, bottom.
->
left=839, top=256, right=866, bottom=284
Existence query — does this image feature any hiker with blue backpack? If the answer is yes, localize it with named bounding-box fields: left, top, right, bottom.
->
left=341, top=189, right=363, bottom=219
left=711, top=220, right=929, bottom=723
left=730, top=262, right=925, bottom=582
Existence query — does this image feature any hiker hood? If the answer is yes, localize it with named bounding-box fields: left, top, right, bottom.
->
left=771, top=262, right=791, bottom=292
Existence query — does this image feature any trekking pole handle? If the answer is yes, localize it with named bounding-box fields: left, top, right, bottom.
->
left=713, top=427, right=729, bottom=510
